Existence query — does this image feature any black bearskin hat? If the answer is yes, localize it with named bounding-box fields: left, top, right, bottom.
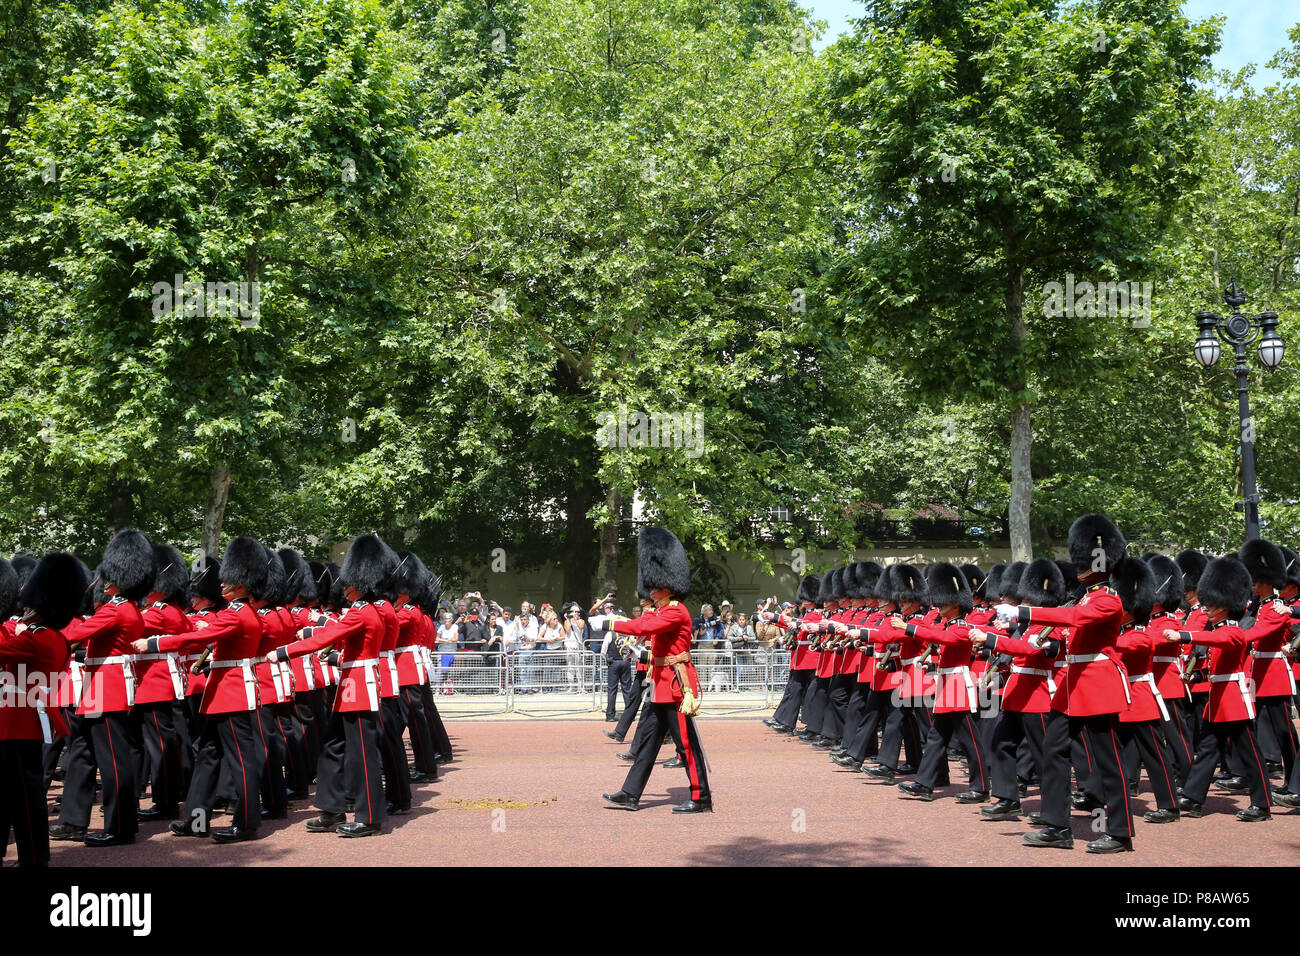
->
left=151, top=544, right=189, bottom=605
left=278, top=548, right=316, bottom=604
left=1144, top=554, right=1183, bottom=613
left=1055, top=560, right=1080, bottom=595
left=255, top=545, right=287, bottom=605
left=327, top=564, right=346, bottom=610
left=308, top=562, right=334, bottom=606
left=925, top=562, right=972, bottom=614
left=961, top=565, right=986, bottom=599
left=392, top=551, right=432, bottom=602
left=1018, top=559, right=1066, bottom=608
left=873, top=565, right=895, bottom=604
left=11, top=555, right=36, bottom=593
left=1112, top=557, right=1155, bottom=627
left=984, top=564, right=1006, bottom=603
left=1281, top=546, right=1300, bottom=591
left=0, top=558, right=17, bottom=620
left=888, top=563, right=928, bottom=608
left=819, top=570, right=837, bottom=606
left=998, top=561, right=1027, bottom=601
left=191, top=556, right=225, bottom=607
left=1175, top=550, right=1208, bottom=593
left=855, top=562, right=884, bottom=599
left=221, top=537, right=269, bottom=598
left=74, top=557, right=95, bottom=615
left=1238, top=539, right=1287, bottom=590
left=340, top=533, right=399, bottom=600
left=20, top=553, right=90, bottom=630
left=1068, top=514, right=1126, bottom=573
left=795, top=573, right=821, bottom=605
left=100, top=529, right=155, bottom=601
left=829, top=568, right=850, bottom=602
left=1197, top=557, right=1251, bottom=619
left=636, top=527, right=691, bottom=598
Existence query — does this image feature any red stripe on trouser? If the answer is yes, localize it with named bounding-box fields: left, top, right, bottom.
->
left=151, top=709, right=171, bottom=800
left=1147, top=724, right=1175, bottom=803
left=963, top=714, right=987, bottom=791
left=1241, top=726, right=1270, bottom=808
left=276, top=714, right=297, bottom=779
left=1170, top=711, right=1190, bottom=764
left=357, top=716, right=375, bottom=822
left=256, top=710, right=270, bottom=758
left=1107, top=726, right=1132, bottom=837
left=229, top=717, right=250, bottom=828
left=1080, top=729, right=1093, bottom=770
left=675, top=711, right=702, bottom=801
left=104, top=719, right=122, bottom=835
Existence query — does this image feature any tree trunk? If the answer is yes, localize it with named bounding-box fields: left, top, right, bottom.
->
left=1006, top=265, right=1033, bottom=562
left=595, top=486, right=622, bottom=602
left=560, top=476, right=598, bottom=607
left=106, top=477, right=134, bottom=535
left=201, top=462, right=231, bottom=558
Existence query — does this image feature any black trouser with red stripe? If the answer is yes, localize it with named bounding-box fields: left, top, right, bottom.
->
left=843, top=687, right=891, bottom=762
left=913, top=711, right=987, bottom=792
left=0, top=740, right=50, bottom=865
left=377, top=697, right=411, bottom=809
left=1160, top=698, right=1194, bottom=788
left=296, top=689, right=325, bottom=773
left=614, top=671, right=648, bottom=739
left=1255, top=696, right=1298, bottom=781
left=773, top=668, right=813, bottom=727
left=183, top=711, right=264, bottom=833
left=271, top=701, right=310, bottom=794
left=316, top=709, right=387, bottom=827
left=131, top=700, right=184, bottom=814
left=398, top=686, right=438, bottom=779
left=990, top=709, right=1051, bottom=802
left=1183, top=719, right=1270, bottom=808
left=59, top=711, right=138, bottom=837
left=821, top=674, right=855, bottom=742
left=838, top=682, right=870, bottom=752
left=621, top=702, right=710, bottom=802
left=1070, top=714, right=1133, bottom=839
left=877, top=700, right=927, bottom=770
left=256, top=706, right=288, bottom=817
left=419, top=683, right=454, bottom=760
left=803, top=675, right=830, bottom=735
left=1119, top=720, right=1178, bottom=810
left=1032, top=710, right=1074, bottom=828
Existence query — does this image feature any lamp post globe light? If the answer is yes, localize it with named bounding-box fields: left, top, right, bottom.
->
left=1193, top=279, right=1285, bottom=541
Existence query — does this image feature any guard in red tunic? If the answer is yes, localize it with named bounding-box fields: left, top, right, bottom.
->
left=1145, top=554, right=1193, bottom=788
left=998, top=514, right=1135, bottom=853
left=390, top=551, right=439, bottom=784
left=832, top=566, right=897, bottom=770
left=1237, top=540, right=1297, bottom=783
left=896, top=563, right=989, bottom=802
left=1171, top=557, right=1271, bottom=821
left=371, top=585, right=410, bottom=815
left=829, top=562, right=883, bottom=766
left=272, top=533, right=395, bottom=837
left=133, top=537, right=268, bottom=843
left=601, top=527, right=711, bottom=813
left=798, top=570, right=840, bottom=742
left=51, top=529, right=154, bottom=847
left=0, top=554, right=86, bottom=866
left=1175, top=549, right=1211, bottom=748
left=135, top=543, right=193, bottom=821
left=1111, top=558, right=1180, bottom=823
left=863, top=564, right=932, bottom=781
left=975, top=559, right=1067, bottom=823
left=764, top=573, right=823, bottom=734
left=806, top=568, right=850, bottom=747
left=277, top=549, right=319, bottom=798
left=182, top=557, right=224, bottom=776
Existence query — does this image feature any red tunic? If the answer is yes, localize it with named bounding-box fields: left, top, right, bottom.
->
left=1244, top=599, right=1296, bottom=699
left=255, top=607, right=296, bottom=704
left=1115, top=625, right=1164, bottom=724
left=1021, top=585, right=1129, bottom=717
left=893, top=610, right=937, bottom=702
left=373, top=599, right=400, bottom=698
left=63, top=597, right=144, bottom=716
left=789, top=610, right=822, bottom=671
left=1183, top=605, right=1211, bottom=694
left=987, top=623, right=1058, bottom=713
left=153, top=602, right=263, bottom=714
left=855, top=610, right=885, bottom=684
left=1148, top=612, right=1188, bottom=704
left=906, top=615, right=976, bottom=714
left=1175, top=621, right=1255, bottom=722
left=0, top=623, right=71, bottom=741
left=394, top=604, right=428, bottom=687
left=276, top=602, right=386, bottom=712
left=139, top=601, right=193, bottom=703
left=815, top=608, right=846, bottom=679
left=184, top=608, right=216, bottom=698
left=610, top=600, right=699, bottom=703
left=286, top=605, right=325, bottom=692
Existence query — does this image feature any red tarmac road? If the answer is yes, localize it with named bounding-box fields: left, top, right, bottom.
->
left=47, top=719, right=1300, bottom=866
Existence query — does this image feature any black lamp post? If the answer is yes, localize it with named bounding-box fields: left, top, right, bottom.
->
left=1194, top=279, right=1285, bottom=541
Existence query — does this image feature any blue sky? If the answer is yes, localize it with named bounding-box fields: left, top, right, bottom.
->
left=802, top=0, right=1300, bottom=87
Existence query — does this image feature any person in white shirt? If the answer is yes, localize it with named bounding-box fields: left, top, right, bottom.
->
left=515, top=610, right=539, bottom=691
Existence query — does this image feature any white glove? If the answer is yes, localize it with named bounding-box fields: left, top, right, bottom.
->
left=994, top=603, right=1019, bottom=626
left=588, top=615, right=608, bottom=631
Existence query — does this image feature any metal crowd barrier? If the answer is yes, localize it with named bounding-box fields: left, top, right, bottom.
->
left=431, top=647, right=793, bottom=717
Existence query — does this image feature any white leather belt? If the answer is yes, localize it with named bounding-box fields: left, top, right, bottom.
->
left=1209, top=671, right=1255, bottom=719
left=84, top=655, right=135, bottom=706
left=69, top=660, right=84, bottom=704
left=382, top=649, right=400, bottom=693
left=133, top=652, right=186, bottom=700
left=301, top=656, right=316, bottom=691
left=342, top=658, right=380, bottom=710
left=901, top=655, right=923, bottom=666
left=1152, top=655, right=1181, bottom=663
left=210, top=658, right=260, bottom=710
left=1253, top=651, right=1299, bottom=695
left=1010, top=665, right=1051, bottom=677
left=36, top=700, right=52, bottom=744
left=395, top=645, right=427, bottom=685
left=1066, top=653, right=1128, bottom=704
left=1127, top=672, right=1169, bottom=721
left=937, top=665, right=976, bottom=711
